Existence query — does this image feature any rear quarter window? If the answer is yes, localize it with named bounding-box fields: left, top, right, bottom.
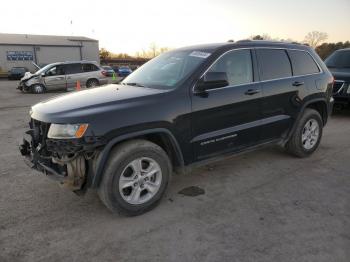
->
left=256, top=49, right=292, bottom=81
left=288, top=50, right=320, bottom=76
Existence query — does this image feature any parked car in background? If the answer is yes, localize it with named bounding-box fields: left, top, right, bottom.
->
left=20, top=41, right=333, bottom=215
left=118, top=66, right=132, bottom=77
left=18, top=61, right=108, bottom=93
left=112, top=66, right=119, bottom=73
left=102, top=66, right=115, bottom=77
left=8, top=67, right=28, bottom=80
left=325, top=48, right=350, bottom=108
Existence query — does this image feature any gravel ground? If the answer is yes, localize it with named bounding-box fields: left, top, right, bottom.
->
left=0, top=79, right=349, bottom=262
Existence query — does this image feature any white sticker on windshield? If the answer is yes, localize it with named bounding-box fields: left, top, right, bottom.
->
left=189, top=51, right=211, bottom=59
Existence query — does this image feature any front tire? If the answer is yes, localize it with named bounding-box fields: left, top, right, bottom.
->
left=286, top=108, right=323, bottom=158
left=98, top=140, right=172, bottom=216
left=31, top=84, right=45, bottom=94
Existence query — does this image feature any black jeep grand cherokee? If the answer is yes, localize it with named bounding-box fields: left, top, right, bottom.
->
left=20, top=41, right=334, bottom=215
left=325, top=48, right=350, bottom=107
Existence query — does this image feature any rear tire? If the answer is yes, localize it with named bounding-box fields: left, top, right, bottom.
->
left=86, top=79, right=99, bottom=88
left=98, top=139, right=172, bottom=216
left=286, top=108, right=323, bottom=158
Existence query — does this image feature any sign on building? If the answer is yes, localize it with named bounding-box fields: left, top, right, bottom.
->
left=6, top=51, right=33, bottom=61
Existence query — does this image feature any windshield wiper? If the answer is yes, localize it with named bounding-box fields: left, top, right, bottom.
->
left=122, top=82, right=145, bottom=87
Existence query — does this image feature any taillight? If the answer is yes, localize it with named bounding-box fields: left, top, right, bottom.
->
left=101, top=70, right=107, bottom=76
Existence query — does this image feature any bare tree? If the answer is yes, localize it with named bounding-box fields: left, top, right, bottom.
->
left=304, top=31, right=328, bottom=48
left=149, top=42, right=158, bottom=58
left=159, top=47, right=170, bottom=54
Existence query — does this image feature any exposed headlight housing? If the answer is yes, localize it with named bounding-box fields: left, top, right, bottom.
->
left=47, top=124, right=88, bottom=139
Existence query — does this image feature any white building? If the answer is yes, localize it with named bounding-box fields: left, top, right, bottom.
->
left=0, top=33, right=99, bottom=72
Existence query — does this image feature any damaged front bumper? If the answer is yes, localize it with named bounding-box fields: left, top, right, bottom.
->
left=19, top=120, right=102, bottom=192
left=17, top=80, right=30, bottom=91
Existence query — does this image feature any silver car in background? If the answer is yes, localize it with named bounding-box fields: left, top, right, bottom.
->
left=18, top=61, right=108, bottom=93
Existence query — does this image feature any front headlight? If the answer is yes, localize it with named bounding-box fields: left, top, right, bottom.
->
left=47, top=123, right=88, bottom=139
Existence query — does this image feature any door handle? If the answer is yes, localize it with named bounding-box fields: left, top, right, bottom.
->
left=55, top=77, right=64, bottom=80
left=245, top=89, right=260, bottom=95
left=292, top=81, right=304, bottom=87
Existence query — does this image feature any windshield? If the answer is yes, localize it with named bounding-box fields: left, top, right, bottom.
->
left=122, top=49, right=211, bottom=89
left=325, top=50, right=350, bottom=68
left=35, top=64, right=55, bottom=75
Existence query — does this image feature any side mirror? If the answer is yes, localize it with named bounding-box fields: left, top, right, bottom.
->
left=41, top=72, right=46, bottom=77
left=196, top=72, right=229, bottom=93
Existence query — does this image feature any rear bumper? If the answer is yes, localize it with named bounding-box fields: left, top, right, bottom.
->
left=333, top=95, right=350, bottom=105
left=9, top=74, right=23, bottom=80
left=333, top=81, right=350, bottom=104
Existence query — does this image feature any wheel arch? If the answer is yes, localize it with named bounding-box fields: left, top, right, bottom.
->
left=284, top=98, right=329, bottom=144
left=305, top=100, right=328, bottom=124
left=91, top=128, right=184, bottom=188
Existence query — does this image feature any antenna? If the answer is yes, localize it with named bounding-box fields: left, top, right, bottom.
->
left=70, top=19, right=73, bottom=36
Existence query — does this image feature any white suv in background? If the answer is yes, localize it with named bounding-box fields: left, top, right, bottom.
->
left=18, top=61, right=108, bottom=93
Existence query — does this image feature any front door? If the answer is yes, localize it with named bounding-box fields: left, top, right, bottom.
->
left=44, top=65, right=66, bottom=90
left=191, top=49, right=263, bottom=160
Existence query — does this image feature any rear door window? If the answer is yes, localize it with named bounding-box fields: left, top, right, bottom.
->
left=288, top=50, right=320, bottom=76
left=82, top=63, right=99, bottom=72
left=65, top=63, right=83, bottom=74
left=256, top=49, right=292, bottom=81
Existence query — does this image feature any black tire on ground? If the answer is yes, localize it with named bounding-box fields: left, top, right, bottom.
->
left=97, top=139, right=172, bottom=216
left=31, top=84, right=45, bottom=94
left=86, top=79, right=99, bottom=88
left=286, top=108, right=323, bottom=158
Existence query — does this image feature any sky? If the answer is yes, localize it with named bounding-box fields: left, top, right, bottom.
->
left=0, top=0, right=349, bottom=54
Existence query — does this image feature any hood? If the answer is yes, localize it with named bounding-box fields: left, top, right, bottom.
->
left=328, top=67, right=350, bottom=82
left=30, top=84, right=167, bottom=123
left=21, top=72, right=37, bottom=82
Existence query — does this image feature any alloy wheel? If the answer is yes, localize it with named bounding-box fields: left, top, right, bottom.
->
left=33, top=85, right=44, bottom=93
left=301, top=119, right=320, bottom=150
left=119, top=157, right=162, bottom=205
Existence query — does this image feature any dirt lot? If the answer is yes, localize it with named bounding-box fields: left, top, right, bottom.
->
left=0, top=79, right=349, bottom=262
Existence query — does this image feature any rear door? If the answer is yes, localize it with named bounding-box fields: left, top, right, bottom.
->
left=257, top=48, right=321, bottom=142
left=191, top=49, right=263, bottom=160
left=256, top=48, right=296, bottom=141
left=66, top=63, right=83, bottom=90
left=43, top=65, right=66, bottom=90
